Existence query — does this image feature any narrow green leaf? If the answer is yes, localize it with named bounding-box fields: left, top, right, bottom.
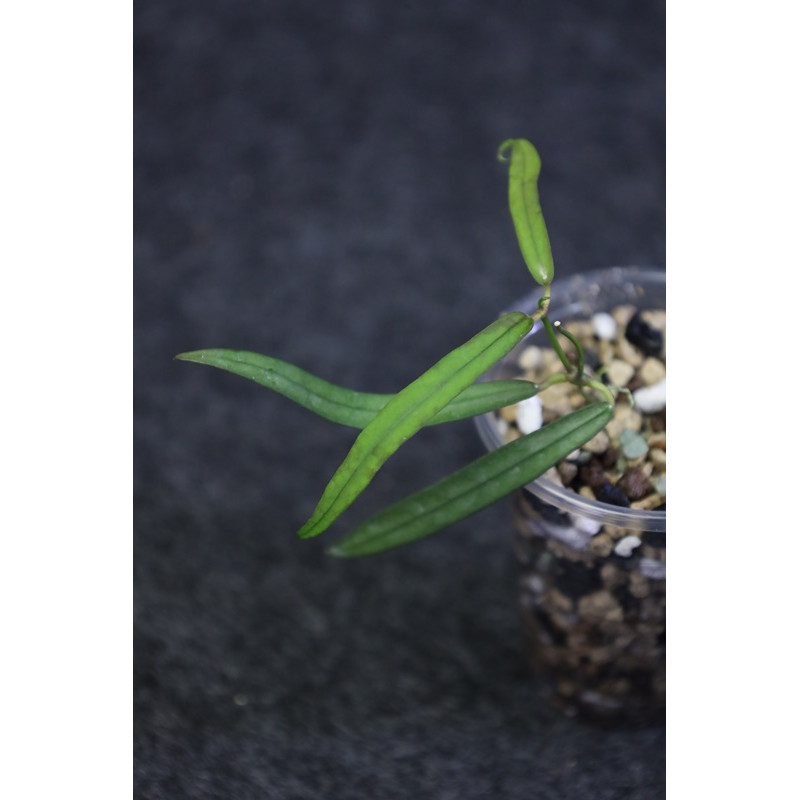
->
left=175, top=349, right=539, bottom=429
left=298, top=311, right=534, bottom=539
left=328, top=402, right=613, bottom=557
left=497, top=138, right=554, bottom=287
left=427, top=378, right=538, bottom=425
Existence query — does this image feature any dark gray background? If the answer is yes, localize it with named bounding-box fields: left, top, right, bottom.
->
left=134, top=1, right=665, bottom=797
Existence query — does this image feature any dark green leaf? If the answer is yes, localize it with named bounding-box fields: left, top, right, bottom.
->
left=297, top=311, right=534, bottom=539
left=328, top=402, right=613, bottom=557
left=175, top=349, right=538, bottom=428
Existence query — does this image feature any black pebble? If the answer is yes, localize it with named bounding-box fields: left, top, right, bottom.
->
left=596, top=483, right=631, bottom=508
left=628, top=668, right=656, bottom=691
left=518, top=489, right=571, bottom=526
left=554, top=560, right=603, bottom=599
left=625, top=312, right=663, bottom=357
left=533, top=608, right=567, bottom=646
left=642, top=530, right=666, bottom=548
left=612, top=583, right=637, bottom=613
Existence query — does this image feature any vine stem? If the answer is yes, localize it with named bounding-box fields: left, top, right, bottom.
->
left=529, top=284, right=551, bottom=324
left=583, top=378, right=615, bottom=406
left=554, top=322, right=584, bottom=382
left=536, top=372, right=569, bottom=392
left=542, top=315, right=573, bottom=373
left=526, top=285, right=615, bottom=407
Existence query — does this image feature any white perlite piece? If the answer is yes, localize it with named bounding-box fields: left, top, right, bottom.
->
left=614, top=535, right=642, bottom=557
left=515, top=395, right=543, bottom=434
left=522, top=574, right=546, bottom=595
left=633, top=378, right=666, bottom=413
left=639, top=558, right=666, bottom=580
left=591, top=312, right=617, bottom=340
left=571, top=514, right=603, bottom=536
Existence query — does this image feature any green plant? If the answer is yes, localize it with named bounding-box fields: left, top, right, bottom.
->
left=177, top=139, right=618, bottom=557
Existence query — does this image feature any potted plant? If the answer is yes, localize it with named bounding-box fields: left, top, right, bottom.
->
left=177, top=139, right=665, bottom=724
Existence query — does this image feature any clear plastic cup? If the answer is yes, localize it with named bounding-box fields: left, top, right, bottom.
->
left=475, top=267, right=666, bottom=725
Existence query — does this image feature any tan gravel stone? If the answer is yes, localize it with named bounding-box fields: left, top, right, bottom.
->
left=612, top=304, right=637, bottom=329
left=597, top=339, right=616, bottom=364
left=589, top=533, right=614, bottom=557
left=543, top=466, right=563, bottom=486
left=588, top=646, right=615, bottom=665
left=618, top=336, right=644, bottom=367
left=601, top=563, right=623, bottom=585
left=639, top=357, right=667, bottom=386
left=498, top=404, right=517, bottom=422
left=631, top=493, right=664, bottom=511
left=570, top=391, right=587, bottom=408
left=641, top=309, right=666, bottom=333
left=630, top=571, right=652, bottom=598
left=606, top=405, right=643, bottom=439
left=604, top=525, right=627, bottom=541
left=564, top=320, right=594, bottom=340
left=578, top=590, right=623, bottom=624
left=541, top=349, right=565, bottom=376
left=518, top=345, right=544, bottom=370
left=558, top=461, right=578, bottom=484
left=607, top=359, right=635, bottom=387
left=582, top=429, right=610, bottom=454
left=547, top=588, right=574, bottom=613
left=539, top=382, right=574, bottom=415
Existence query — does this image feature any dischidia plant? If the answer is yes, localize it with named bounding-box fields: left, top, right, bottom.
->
left=177, top=139, right=620, bottom=557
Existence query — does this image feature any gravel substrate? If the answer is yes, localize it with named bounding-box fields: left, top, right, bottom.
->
left=496, top=304, right=666, bottom=511
left=493, top=304, right=666, bottom=724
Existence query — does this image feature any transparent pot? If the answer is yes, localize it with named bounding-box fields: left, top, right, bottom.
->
left=475, top=267, right=666, bottom=725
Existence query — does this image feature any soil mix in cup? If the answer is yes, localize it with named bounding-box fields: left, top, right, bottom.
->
left=494, top=304, right=666, bottom=723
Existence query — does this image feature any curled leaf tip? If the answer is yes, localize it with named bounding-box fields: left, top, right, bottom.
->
left=497, top=139, right=515, bottom=162
left=500, top=138, right=552, bottom=286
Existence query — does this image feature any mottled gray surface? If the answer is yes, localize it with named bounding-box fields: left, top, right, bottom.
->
left=135, top=1, right=665, bottom=797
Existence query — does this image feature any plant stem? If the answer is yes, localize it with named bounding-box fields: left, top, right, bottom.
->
left=555, top=323, right=585, bottom=382
left=542, top=315, right=573, bottom=373
left=530, top=284, right=551, bottom=324
left=537, top=372, right=569, bottom=392
left=583, top=378, right=615, bottom=406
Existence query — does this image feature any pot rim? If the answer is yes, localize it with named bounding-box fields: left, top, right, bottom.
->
left=475, top=266, right=666, bottom=533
